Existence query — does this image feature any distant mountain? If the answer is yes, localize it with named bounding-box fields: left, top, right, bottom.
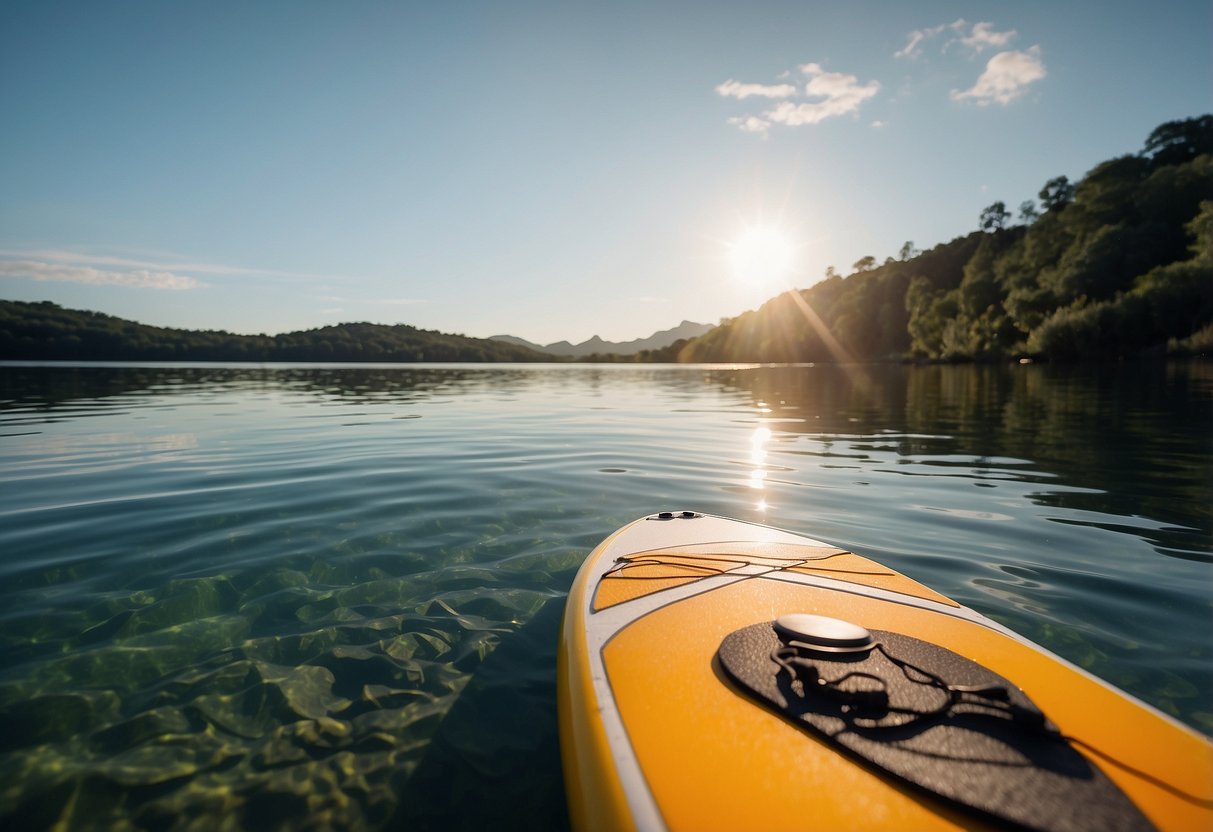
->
left=0, top=300, right=553, bottom=362
left=490, top=320, right=713, bottom=357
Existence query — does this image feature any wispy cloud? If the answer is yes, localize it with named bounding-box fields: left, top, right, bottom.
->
left=0, top=259, right=204, bottom=289
left=728, top=115, right=773, bottom=134
left=313, top=294, right=426, bottom=306
left=951, top=47, right=1046, bottom=105
left=718, top=62, right=880, bottom=135
left=780, top=63, right=880, bottom=124
left=892, top=20, right=1042, bottom=107
left=895, top=18, right=965, bottom=59
left=894, top=19, right=1016, bottom=59
left=0, top=248, right=348, bottom=282
left=957, top=22, right=1017, bottom=52
left=715, top=80, right=798, bottom=100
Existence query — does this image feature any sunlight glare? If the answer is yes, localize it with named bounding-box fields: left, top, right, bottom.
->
left=750, top=426, right=772, bottom=465
left=748, top=425, right=771, bottom=490
left=730, top=227, right=794, bottom=287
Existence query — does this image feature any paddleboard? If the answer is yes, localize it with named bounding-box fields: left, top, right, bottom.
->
left=557, top=511, right=1213, bottom=831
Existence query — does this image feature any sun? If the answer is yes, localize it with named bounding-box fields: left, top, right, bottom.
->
left=729, top=226, right=795, bottom=288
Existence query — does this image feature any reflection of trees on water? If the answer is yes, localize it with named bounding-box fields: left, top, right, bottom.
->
left=5, top=361, right=1207, bottom=559
left=708, top=361, right=1212, bottom=561
left=0, top=364, right=507, bottom=410
left=1, top=363, right=726, bottom=413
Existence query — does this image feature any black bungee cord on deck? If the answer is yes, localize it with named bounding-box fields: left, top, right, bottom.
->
left=763, top=627, right=1213, bottom=808
left=770, top=637, right=1055, bottom=735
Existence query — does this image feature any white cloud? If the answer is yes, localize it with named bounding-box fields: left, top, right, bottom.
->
left=0, top=259, right=204, bottom=289
left=895, top=18, right=966, bottom=58
left=313, top=294, right=425, bottom=306
left=0, top=248, right=346, bottom=282
left=871, top=120, right=886, bottom=128
left=895, top=19, right=1015, bottom=58
left=951, top=47, right=1046, bottom=105
left=720, top=63, right=879, bottom=134
left=715, top=79, right=797, bottom=100
left=957, top=22, right=1017, bottom=52
left=894, top=30, right=928, bottom=60
left=728, top=114, right=772, bottom=135
left=766, top=64, right=880, bottom=126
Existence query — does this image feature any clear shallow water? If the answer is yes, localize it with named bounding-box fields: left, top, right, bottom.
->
left=0, top=361, right=1210, bottom=829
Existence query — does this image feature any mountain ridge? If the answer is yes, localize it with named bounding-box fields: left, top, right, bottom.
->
left=489, top=320, right=713, bottom=357
left=0, top=300, right=554, bottom=362
left=0, top=300, right=714, bottom=362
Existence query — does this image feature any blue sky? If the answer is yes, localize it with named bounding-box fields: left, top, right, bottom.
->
left=1, top=1, right=1209, bottom=344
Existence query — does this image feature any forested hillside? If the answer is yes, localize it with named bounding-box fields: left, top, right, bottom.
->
left=0, top=302, right=552, bottom=362
left=682, top=116, right=1213, bottom=362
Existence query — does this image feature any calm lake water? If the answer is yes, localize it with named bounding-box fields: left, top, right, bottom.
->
left=1, top=361, right=1210, bottom=829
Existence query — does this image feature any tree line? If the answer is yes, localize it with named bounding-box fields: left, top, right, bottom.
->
left=681, top=115, right=1213, bottom=362
left=0, top=303, right=553, bottom=362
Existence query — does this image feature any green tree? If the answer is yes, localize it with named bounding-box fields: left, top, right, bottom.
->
left=1044, top=223, right=1150, bottom=304
left=906, top=277, right=954, bottom=357
left=979, top=201, right=1010, bottom=232
left=1038, top=176, right=1074, bottom=211
left=1068, top=155, right=1149, bottom=234
left=1142, top=115, right=1213, bottom=168
left=1186, top=200, right=1213, bottom=262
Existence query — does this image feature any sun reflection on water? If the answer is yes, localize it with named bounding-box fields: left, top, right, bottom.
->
left=749, top=426, right=772, bottom=509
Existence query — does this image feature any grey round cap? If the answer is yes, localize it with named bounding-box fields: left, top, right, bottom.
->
left=774, top=613, right=874, bottom=650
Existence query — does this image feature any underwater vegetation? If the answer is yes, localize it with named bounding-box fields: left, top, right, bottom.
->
left=0, top=533, right=580, bottom=830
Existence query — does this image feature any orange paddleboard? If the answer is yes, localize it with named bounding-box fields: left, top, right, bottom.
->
left=557, top=512, right=1213, bottom=831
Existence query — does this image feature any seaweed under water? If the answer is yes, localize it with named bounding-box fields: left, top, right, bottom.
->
left=0, top=528, right=580, bottom=829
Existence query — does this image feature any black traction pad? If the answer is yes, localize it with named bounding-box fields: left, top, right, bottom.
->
left=716, top=622, right=1154, bottom=832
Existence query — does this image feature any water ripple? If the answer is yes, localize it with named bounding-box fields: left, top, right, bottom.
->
left=0, top=361, right=1209, bottom=827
